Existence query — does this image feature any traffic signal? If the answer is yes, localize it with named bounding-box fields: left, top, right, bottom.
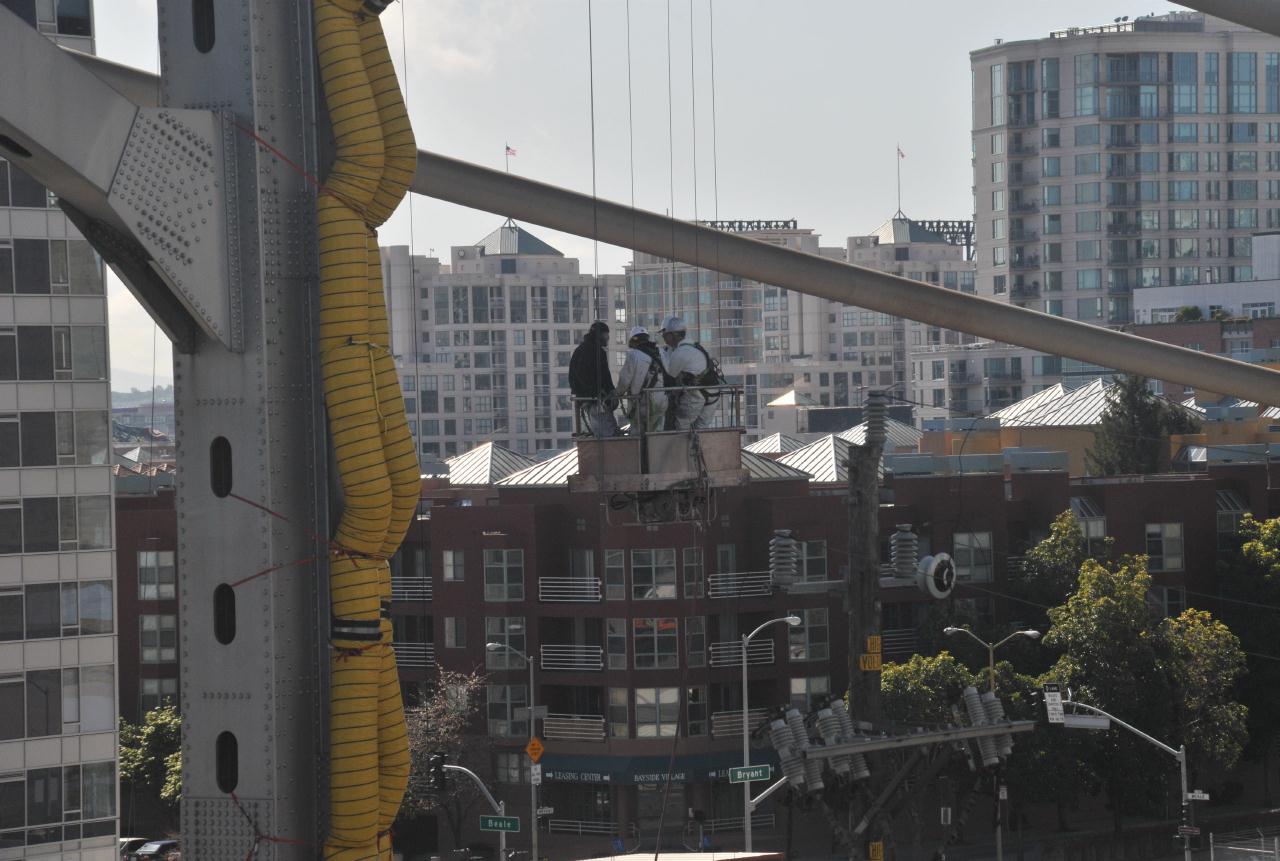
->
left=428, top=752, right=447, bottom=793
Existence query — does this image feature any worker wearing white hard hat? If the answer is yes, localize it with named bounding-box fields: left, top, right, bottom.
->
left=659, top=317, right=716, bottom=430
left=616, top=326, right=668, bottom=434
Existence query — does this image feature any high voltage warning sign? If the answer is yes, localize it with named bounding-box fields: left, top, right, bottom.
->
left=859, top=653, right=883, bottom=672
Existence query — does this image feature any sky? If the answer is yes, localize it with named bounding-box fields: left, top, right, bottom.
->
left=94, top=0, right=1186, bottom=389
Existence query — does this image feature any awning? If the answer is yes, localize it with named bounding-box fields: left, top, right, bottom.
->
left=539, top=750, right=777, bottom=785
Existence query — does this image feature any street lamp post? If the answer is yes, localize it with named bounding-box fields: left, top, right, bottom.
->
left=942, top=626, right=1041, bottom=861
left=741, top=615, right=801, bottom=853
left=487, top=642, right=538, bottom=861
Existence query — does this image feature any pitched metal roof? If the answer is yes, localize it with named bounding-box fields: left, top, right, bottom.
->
left=743, top=432, right=806, bottom=454
left=1069, top=496, right=1104, bottom=520
left=990, top=379, right=1110, bottom=427
left=446, top=442, right=537, bottom=486
left=1183, top=395, right=1280, bottom=421
left=741, top=450, right=812, bottom=481
left=495, top=446, right=580, bottom=486
left=777, top=434, right=852, bottom=484
left=473, top=219, right=563, bottom=257
left=837, top=417, right=922, bottom=451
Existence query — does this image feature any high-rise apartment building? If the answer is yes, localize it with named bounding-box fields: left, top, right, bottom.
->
left=968, top=10, right=1280, bottom=401
left=382, top=221, right=626, bottom=465
left=0, top=1, right=120, bottom=857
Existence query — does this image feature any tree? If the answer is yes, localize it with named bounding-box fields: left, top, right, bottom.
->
left=1174, top=305, right=1203, bottom=322
left=1085, top=375, right=1200, bottom=476
left=119, top=704, right=182, bottom=834
left=400, top=668, right=488, bottom=847
left=880, top=652, right=975, bottom=726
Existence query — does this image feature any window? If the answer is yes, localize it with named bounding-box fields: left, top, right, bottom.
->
left=604, top=549, right=626, bottom=600
left=487, top=684, right=528, bottom=737
left=444, top=617, right=466, bottom=648
left=1076, top=297, right=1103, bottom=320
left=1076, top=240, right=1101, bottom=261
left=1145, top=522, right=1184, bottom=572
left=1077, top=269, right=1101, bottom=290
left=25, top=669, right=61, bottom=736
left=137, top=551, right=175, bottom=600
left=686, top=687, right=708, bottom=736
left=953, top=532, right=993, bottom=582
left=788, top=608, right=829, bottom=661
left=799, top=541, right=828, bottom=582
left=608, top=687, right=629, bottom=738
left=140, top=677, right=178, bottom=714
left=1160, top=586, right=1187, bottom=618
left=442, top=550, right=464, bottom=581
left=0, top=675, right=19, bottom=739
left=633, top=618, right=678, bottom=669
left=790, top=676, right=830, bottom=710
left=1229, top=52, right=1258, bottom=113
left=631, top=548, right=676, bottom=600
left=635, top=687, right=679, bottom=737
left=682, top=547, right=704, bottom=598
left=1075, top=183, right=1100, bottom=205
left=485, top=617, right=526, bottom=669
left=140, top=614, right=177, bottom=663
left=1042, top=156, right=1061, bottom=177
left=483, top=549, right=524, bottom=601
left=1042, top=186, right=1060, bottom=206
left=607, top=618, right=627, bottom=670
left=681, top=615, right=707, bottom=669
left=496, top=751, right=529, bottom=784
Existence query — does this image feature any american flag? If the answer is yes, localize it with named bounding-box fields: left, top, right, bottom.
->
left=897, top=145, right=906, bottom=159
left=505, top=144, right=517, bottom=157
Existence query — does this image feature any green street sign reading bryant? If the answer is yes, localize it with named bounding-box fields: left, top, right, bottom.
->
left=479, top=815, right=520, bottom=833
left=728, top=765, right=772, bottom=784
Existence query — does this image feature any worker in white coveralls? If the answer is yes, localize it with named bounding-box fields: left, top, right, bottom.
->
left=616, top=326, right=669, bottom=434
left=659, top=316, right=720, bottom=430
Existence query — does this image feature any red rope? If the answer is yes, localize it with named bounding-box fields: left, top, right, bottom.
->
left=229, top=791, right=314, bottom=860
left=228, top=554, right=320, bottom=588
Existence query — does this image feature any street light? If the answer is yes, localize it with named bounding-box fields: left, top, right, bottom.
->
left=741, top=615, right=801, bottom=853
left=487, top=641, right=539, bottom=861
left=942, top=626, right=1040, bottom=861
left=943, top=626, right=1040, bottom=693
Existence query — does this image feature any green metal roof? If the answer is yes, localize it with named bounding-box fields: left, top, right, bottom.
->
left=474, top=219, right=564, bottom=257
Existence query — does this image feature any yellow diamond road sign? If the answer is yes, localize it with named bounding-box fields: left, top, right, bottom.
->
left=525, top=736, right=545, bottom=763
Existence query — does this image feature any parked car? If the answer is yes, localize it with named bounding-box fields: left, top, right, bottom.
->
left=119, top=837, right=150, bottom=859
left=129, top=839, right=179, bottom=859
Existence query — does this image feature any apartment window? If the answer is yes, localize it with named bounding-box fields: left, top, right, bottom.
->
left=1077, top=269, right=1102, bottom=291
left=788, top=608, right=829, bottom=662
left=685, top=686, right=708, bottom=736
left=799, top=540, right=828, bottom=582
left=483, top=549, right=524, bottom=601
left=991, top=64, right=1005, bottom=126
left=1076, top=211, right=1101, bottom=232
left=604, top=549, right=626, bottom=600
left=608, top=687, right=629, bottom=738
left=991, top=162, right=1004, bottom=184
left=954, top=532, right=993, bottom=582
left=601, top=617, right=628, bottom=671
left=486, top=684, right=528, bottom=737
left=1160, top=586, right=1187, bottom=618
left=632, top=548, right=676, bottom=600
left=139, top=677, right=177, bottom=715
left=484, top=617, right=525, bottom=669
left=1042, top=186, right=1060, bottom=206
left=635, top=687, right=679, bottom=737
left=1041, top=127, right=1061, bottom=148
left=682, top=547, right=704, bottom=598
left=1076, top=298, right=1103, bottom=320
left=992, top=189, right=1005, bottom=212
left=1229, top=52, right=1258, bottom=113
left=140, top=614, right=177, bottom=663
left=1041, top=157, right=1060, bottom=177
left=444, top=617, right=466, bottom=648
left=1245, top=302, right=1275, bottom=318
left=496, top=751, right=529, bottom=784
left=138, top=551, right=175, bottom=600
left=442, top=550, right=464, bottom=581
left=789, top=676, right=830, bottom=710
left=633, top=618, right=678, bottom=669
left=1076, top=240, right=1101, bottom=261
left=1145, top=522, right=1184, bottom=572
left=685, top=616, right=706, bottom=668
left=1217, top=494, right=1248, bottom=551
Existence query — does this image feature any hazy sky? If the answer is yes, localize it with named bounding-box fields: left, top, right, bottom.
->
left=95, top=0, right=1185, bottom=388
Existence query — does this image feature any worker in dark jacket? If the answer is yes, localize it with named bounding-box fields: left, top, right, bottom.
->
left=569, top=321, right=619, bottom=437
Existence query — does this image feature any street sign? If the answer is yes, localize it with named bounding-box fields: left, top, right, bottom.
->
left=729, top=765, right=772, bottom=783
left=531, top=764, right=543, bottom=785
left=866, top=635, right=881, bottom=654
left=999, top=785, right=1008, bottom=801
left=1062, top=714, right=1110, bottom=731
left=1177, top=825, right=1201, bottom=837
left=859, top=653, right=883, bottom=672
left=868, top=841, right=884, bottom=861
left=1043, top=683, right=1064, bottom=724
left=940, top=807, right=952, bottom=826
left=525, top=736, right=545, bottom=763
left=1185, top=790, right=1210, bottom=802
left=536, top=806, right=555, bottom=817
left=514, top=706, right=549, bottom=721
left=480, top=815, right=520, bottom=833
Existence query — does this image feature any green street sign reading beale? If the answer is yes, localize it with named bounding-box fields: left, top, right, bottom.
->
left=479, top=815, right=520, bottom=833
left=729, top=765, right=772, bottom=783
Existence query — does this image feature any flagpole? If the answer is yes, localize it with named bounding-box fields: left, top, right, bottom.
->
left=505, top=142, right=509, bottom=174
left=896, top=142, right=902, bottom=216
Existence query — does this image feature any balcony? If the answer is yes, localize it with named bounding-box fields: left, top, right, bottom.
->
left=538, top=576, right=602, bottom=602
left=1009, top=143, right=1038, bottom=156
left=1011, top=200, right=1039, bottom=213
left=541, top=644, right=604, bottom=672
left=1106, top=222, right=1140, bottom=235
left=948, top=372, right=981, bottom=386
left=1105, top=138, right=1138, bottom=149
left=391, top=577, right=432, bottom=602
left=1106, top=166, right=1136, bottom=178
left=709, top=639, right=774, bottom=667
left=393, top=642, right=436, bottom=669
left=543, top=713, right=607, bottom=742
left=1011, top=284, right=1040, bottom=300
left=1107, top=253, right=1132, bottom=265
left=707, top=571, right=772, bottom=599
left=548, top=819, right=623, bottom=836
left=697, top=814, right=777, bottom=834
left=987, top=371, right=1024, bottom=382
left=881, top=627, right=919, bottom=658
left=1105, top=197, right=1135, bottom=208
left=1011, top=255, right=1040, bottom=271
left=710, top=707, right=771, bottom=739
left=1009, top=229, right=1039, bottom=243
left=1009, top=174, right=1038, bottom=187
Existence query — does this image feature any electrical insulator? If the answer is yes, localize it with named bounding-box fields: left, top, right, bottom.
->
left=786, top=708, right=824, bottom=791
left=865, top=391, right=888, bottom=445
left=982, top=690, right=1014, bottom=758
left=769, top=530, right=799, bottom=586
left=891, top=524, right=918, bottom=579
left=815, top=708, right=851, bottom=776
left=829, top=698, right=870, bottom=780
left=769, top=718, right=806, bottom=789
left=962, top=686, right=1000, bottom=768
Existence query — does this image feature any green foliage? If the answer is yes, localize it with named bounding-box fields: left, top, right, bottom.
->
left=1085, top=375, right=1200, bottom=476
left=1174, top=305, right=1203, bottom=322
left=1159, top=609, right=1248, bottom=769
left=880, top=652, right=975, bottom=726
left=119, top=704, right=182, bottom=829
left=1010, top=512, right=1111, bottom=643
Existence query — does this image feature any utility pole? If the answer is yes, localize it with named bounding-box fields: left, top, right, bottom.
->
left=846, top=391, right=887, bottom=860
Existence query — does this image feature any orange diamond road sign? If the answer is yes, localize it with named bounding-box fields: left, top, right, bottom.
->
left=525, top=737, right=545, bottom=763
